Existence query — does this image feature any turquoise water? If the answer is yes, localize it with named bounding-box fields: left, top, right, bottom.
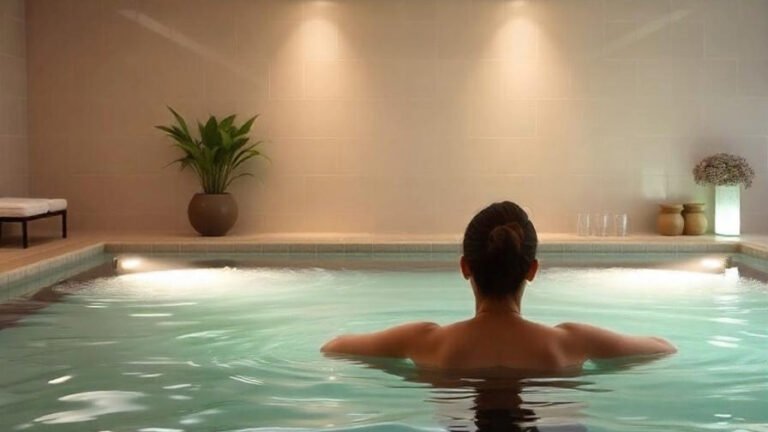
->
left=1, top=259, right=767, bottom=431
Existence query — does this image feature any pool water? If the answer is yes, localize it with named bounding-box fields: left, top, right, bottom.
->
left=1, top=259, right=767, bottom=431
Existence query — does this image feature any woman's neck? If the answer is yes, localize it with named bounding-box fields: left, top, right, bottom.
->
left=474, top=295, right=522, bottom=317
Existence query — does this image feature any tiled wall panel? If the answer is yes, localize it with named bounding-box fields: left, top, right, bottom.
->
left=26, top=0, right=768, bottom=235
left=0, top=0, right=27, bottom=198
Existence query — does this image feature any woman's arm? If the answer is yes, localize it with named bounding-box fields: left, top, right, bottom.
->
left=321, top=322, right=438, bottom=358
left=557, top=322, right=677, bottom=360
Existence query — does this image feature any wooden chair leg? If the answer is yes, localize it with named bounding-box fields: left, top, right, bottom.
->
left=62, top=211, right=68, bottom=239
left=22, top=221, right=28, bottom=248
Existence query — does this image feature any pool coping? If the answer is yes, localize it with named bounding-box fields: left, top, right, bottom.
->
left=2, top=237, right=768, bottom=300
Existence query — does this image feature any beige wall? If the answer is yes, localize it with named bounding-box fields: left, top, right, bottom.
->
left=27, top=0, right=768, bottom=235
left=0, top=0, right=27, bottom=197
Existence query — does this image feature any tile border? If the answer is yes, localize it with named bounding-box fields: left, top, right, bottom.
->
left=0, top=237, right=754, bottom=300
left=101, top=239, right=741, bottom=256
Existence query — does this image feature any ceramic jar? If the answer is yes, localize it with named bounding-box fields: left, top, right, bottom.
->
left=682, top=203, right=707, bottom=236
left=657, top=204, right=684, bottom=236
left=187, top=193, right=239, bottom=236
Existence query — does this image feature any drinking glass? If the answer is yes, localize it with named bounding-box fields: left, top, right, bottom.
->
left=594, top=213, right=610, bottom=237
left=576, top=213, right=590, bottom=236
left=613, top=213, right=628, bottom=237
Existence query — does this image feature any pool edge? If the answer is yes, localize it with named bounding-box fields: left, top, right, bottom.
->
left=3, top=237, right=768, bottom=300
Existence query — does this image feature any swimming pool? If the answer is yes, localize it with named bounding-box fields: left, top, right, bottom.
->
left=1, top=254, right=767, bottom=431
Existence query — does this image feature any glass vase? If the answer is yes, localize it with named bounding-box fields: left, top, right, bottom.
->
left=715, top=185, right=740, bottom=236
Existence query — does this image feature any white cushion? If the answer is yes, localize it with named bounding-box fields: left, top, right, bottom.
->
left=46, top=199, right=68, bottom=212
left=0, top=198, right=67, bottom=217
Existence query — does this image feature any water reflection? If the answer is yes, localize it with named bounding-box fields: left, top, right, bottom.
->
left=427, top=375, right=588, bottom=432
left=33, top=391, right=145, bottom=424
left=429, top=379, right=588, bottom=432
left=333, top=356, right=594, bottom=431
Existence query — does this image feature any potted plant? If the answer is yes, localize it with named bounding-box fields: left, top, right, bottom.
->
left=157, top=107, right=265, bottom=236
left=693, top=153, right=755, bottom=236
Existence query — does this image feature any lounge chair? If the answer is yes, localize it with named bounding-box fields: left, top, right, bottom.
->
left=0, top=198, right=68, bottom=248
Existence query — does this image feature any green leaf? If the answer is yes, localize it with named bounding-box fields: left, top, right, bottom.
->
left=236, top=116, right=256, bottom=136
left=201, top=116, right=220, bottom=148
left=167, top=106, right=191, bottom=137
left=220, top=129, right=234, bottom=149
left=220, top=114, right=236, bottom=131
left=157, top=110, right=267, bottom=193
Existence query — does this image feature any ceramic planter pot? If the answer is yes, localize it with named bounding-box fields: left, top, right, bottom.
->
left=657, top=204, right=684, bottom=236
left=187, top=193, right=238, bottom=236
left=682, top=203, right=707, bottom=235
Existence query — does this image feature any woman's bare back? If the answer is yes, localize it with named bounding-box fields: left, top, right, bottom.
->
left=323, top=316, right=675, bottom=370
left=408, top=316, right=583, bottom=370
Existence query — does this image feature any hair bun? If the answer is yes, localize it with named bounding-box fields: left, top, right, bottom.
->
left=487, top=222, right=524, bottom=259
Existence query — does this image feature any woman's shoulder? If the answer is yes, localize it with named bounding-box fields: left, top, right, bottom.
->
left=399, top=321, right=442, bottom=337
left=554, top=321, right=677, bottom=359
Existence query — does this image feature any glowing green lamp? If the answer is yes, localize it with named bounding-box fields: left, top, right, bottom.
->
left=693, top=153, right=754, bottom=237
left=714, top=186, right=740, bottom=236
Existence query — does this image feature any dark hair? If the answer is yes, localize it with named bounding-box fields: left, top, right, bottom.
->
left=462, top=201, right=538, bottom=298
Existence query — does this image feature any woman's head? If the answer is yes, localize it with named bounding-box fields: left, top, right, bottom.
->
left=461, top=201, right=538, bottom=299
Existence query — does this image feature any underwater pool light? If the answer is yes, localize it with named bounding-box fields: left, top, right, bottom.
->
left=117, top=257, right=143, bottom=271
left=121, top=268, right=222, bottom=286
left=700, top=258, right=725, bottom=271
left=114, top=256, right=198, bottom=275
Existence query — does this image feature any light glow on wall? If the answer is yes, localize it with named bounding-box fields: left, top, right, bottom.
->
left=302, top=18, right=339, bottom=61
left=497, top=6, right=539, bottom=62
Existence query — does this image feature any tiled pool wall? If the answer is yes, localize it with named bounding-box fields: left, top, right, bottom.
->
left=740, top=242, right=768, bottom=260
left=0, top=244, right=105, bottom=301
left=101, top=240, right=744, bottom=255
left=2, top=239, right=768, bottom=301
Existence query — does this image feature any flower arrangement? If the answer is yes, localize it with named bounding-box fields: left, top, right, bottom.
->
left=693, top=153, right=755, bottom=189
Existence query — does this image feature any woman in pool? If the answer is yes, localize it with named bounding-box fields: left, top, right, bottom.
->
left=322, top=201, right=676, bottom=370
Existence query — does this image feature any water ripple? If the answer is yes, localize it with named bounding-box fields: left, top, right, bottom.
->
left=33, top=391, right=145, bottom=424
left=3, top=265, right=768, bottom=431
